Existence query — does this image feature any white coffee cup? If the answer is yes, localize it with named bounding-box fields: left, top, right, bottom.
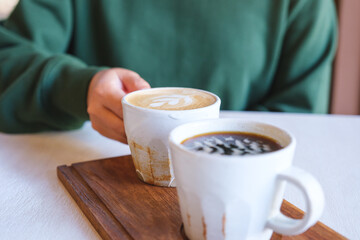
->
left=122, top=87, right=221, bottom=187
left=169, top=119, right=324, bottom=240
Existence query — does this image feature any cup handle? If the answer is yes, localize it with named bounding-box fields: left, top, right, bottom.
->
left=266, top=167, right=325, bottom=235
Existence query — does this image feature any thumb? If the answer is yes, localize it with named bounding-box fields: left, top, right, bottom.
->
left=113, top=68, right=151, bottom=93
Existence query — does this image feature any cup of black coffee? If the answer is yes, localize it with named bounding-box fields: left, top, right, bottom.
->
left=169, top=118, right=325, bottom=240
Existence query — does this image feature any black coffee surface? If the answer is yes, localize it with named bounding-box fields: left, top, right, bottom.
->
left=181, top=132, right=282, bottom=156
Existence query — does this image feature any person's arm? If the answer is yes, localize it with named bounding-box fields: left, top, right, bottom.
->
left=0, top=0, right=149, bottom=143
left=250, top=0, right=337, bottom=113
left=0, top=0, right=103, bottom=132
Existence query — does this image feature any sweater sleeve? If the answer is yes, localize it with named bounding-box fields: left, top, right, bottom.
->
left=0, top=0, right=104, bottom=133
left=250, top=0, right=337, bottom=113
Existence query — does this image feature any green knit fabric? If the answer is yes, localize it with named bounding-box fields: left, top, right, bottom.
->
left=0, top=0, right=337, bottom=132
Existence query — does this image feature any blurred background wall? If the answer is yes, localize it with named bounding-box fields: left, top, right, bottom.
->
left=0, top=0, right=359, bottom=115
left=331, top=0, right=360, bottom=115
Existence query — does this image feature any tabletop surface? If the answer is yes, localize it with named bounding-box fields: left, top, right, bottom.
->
left=0, top=111, right=359, bottom=240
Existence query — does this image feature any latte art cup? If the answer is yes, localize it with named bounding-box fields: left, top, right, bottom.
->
left=169, top=119, right=325, bottom=240
left=122, top=87, right=221, bottom=187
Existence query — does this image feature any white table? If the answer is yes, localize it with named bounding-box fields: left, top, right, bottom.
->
left=0, top=111, right=359, bottom=240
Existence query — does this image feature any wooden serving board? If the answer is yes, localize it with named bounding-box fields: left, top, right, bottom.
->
left=57, top=155, right=346, bottom=240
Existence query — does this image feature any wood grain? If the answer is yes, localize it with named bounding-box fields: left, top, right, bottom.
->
left=57, top=163, right=132, bottom=240
left=57, top=155, right=347, bottom=240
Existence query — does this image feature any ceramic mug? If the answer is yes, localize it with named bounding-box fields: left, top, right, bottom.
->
left=122, top=87, right=221, bottom=187
left=169, top=119, right=324, bottom=240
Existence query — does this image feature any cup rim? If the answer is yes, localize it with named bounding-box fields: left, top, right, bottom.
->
left=169, top=118, right=296, bottom=160
left=121, top=87, right=221, bottom=113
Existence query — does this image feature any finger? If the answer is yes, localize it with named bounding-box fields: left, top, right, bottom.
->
left=95, top=73, right=127, bottom=118
left=101, top=69, right=149, bottom=117
left=113, top=68, right=151, bottom=93
left=89, top=109, right=128, bottom=144
left=91, top=118, right=128, bottom=143
left=99, top=88, right=125, bottom=119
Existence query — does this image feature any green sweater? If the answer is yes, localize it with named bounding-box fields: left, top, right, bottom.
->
left=0, top=0, right=337, bottom=133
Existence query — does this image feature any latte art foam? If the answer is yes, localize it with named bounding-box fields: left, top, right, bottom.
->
left=126, top=88, right=216, bottom=110
left=149, top=95, right=193, bottom=108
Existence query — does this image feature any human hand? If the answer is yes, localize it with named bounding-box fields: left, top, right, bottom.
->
left=87, top=68, right=150, bottom=143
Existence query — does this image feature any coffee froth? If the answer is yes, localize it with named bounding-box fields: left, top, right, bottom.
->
left=182, top=132, right=283, bottom=156
left=125, top=88, right=217, bottom=110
